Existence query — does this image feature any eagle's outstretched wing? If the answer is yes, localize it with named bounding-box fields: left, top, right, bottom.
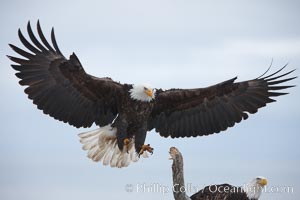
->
left=8, top=21, right=124, bottom=128
left=148, top=67, right=296, bottom=138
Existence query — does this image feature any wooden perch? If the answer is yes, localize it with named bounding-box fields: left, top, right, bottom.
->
left=169, top=147, right=264, bottom=200
left=169, top=147, right=191, bottom=200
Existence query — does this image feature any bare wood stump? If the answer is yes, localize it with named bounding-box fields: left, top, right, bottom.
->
left=169, top=147, right=191, bottom=200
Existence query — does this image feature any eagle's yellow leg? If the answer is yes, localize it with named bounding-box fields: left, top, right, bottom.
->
left=123, top=138, right=130, bottom=152
left=139, top=144, right=154, bottom=157
left=123, top=138, right=130, bottom=145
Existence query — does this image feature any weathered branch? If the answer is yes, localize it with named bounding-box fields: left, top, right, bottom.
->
left=169, top=147, right=191, bottom=200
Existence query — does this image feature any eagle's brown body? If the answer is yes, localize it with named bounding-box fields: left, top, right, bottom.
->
left=112, top=88, right=154, bottom=152
left=190, top=184, right=250, bottom=200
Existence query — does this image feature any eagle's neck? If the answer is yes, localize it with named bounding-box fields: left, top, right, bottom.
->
left=243, top=179, right=263, bottom=200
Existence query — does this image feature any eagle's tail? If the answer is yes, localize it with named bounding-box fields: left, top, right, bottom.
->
left=78, top=124, right=147, bottom=168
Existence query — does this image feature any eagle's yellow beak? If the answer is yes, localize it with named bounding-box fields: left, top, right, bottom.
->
left=145, top=89, right=153, bottom=98
left=259, top=178, right=268, bottom=186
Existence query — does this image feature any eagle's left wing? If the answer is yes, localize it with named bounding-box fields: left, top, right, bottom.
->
left=148, top=67, right=296, bottom=138
left=8, top=21, right=125, bottom=128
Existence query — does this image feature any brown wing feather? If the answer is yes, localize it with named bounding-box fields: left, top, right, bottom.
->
left=8, top=21, right=124, bottom=128
left=148, top=66, right=296, bottom=138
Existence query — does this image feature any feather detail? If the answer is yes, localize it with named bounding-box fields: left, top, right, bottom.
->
left=78, top=124, right=145, bottom=168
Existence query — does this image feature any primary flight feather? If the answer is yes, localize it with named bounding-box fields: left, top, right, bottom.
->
left=8, top=21, right=296, bottom=168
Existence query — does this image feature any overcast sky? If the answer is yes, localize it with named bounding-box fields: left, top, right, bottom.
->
left=1, top=0, right=300, bottom=200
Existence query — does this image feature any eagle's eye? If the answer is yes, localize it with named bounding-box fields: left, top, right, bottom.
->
left=144, top=87, right=147, bottom=90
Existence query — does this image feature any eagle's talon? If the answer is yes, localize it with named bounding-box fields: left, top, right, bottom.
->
left=138, top=144, right=154, bottom=157
left=123, top=138, right=130, bottom=153
left=123, top=138, right=130, bottom=145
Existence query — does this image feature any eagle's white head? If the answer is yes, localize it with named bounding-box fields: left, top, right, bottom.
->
left=243, top=176, right=267, bottom=199
left=129, top=84, right=155, bottom=102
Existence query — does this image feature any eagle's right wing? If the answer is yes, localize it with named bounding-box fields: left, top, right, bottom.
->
left=148, top=67, right=296, bottom=138
left=8, top=21, right=124, bottom=128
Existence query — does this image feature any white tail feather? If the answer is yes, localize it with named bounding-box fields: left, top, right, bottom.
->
left=78, top=124, right=148, bottom=168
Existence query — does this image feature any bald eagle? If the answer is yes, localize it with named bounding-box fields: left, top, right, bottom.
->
left=190, top=177, right=268, bottom=200
left=9, top=21, right=296, bottom=168
left=169, top=147, right=267, bottom=200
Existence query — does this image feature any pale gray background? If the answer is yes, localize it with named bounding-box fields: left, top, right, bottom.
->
left=1, top=0, right=299, bottom=199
